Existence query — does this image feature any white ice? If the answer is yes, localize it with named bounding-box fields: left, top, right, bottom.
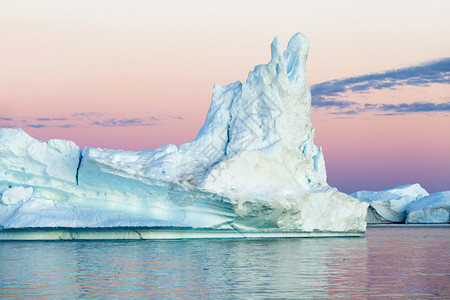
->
left=351, top=184, right=429, bottom=223
left=0, top=33, right=367, bottom=234
left=406, top=191, right=450, bottom=223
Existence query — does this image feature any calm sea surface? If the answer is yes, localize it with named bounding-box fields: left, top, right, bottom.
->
left=0, top=225, right=449, bottom=299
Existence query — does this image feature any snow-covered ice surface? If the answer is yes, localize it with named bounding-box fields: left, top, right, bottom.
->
left=351, top=184, right=429, bottom=223
left=0, top=33, right=368, bottom=238
left=1, top=187, right=33, bottom=205
left=406, top=191, right=450, bottom=224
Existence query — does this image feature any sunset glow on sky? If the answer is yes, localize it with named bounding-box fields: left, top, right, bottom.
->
left=1, top=0, right=449, bottom=193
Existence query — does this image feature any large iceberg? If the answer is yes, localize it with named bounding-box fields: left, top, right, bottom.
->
left=406, top=191, right=450, bottom=224
left=350, top=184, right=429, bottom=223
left=0, top=33, right=367, bottom=239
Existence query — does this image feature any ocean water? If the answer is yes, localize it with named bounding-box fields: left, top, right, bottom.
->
left=0, top=225, right=448, bottom=298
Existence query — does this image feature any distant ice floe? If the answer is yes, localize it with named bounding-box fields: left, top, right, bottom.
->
left=351, top=184, right=449, bottom=224
left=406, top=191, right=450, bottom=224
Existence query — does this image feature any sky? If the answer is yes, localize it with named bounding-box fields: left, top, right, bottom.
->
left=1, top=0, right=449, bottom=194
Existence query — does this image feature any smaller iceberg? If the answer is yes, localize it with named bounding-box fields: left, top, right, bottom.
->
left=406, top=191, right=450, bottom=224
left=351, top=184, right=429, bottom=223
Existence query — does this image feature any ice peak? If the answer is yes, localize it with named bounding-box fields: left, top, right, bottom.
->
left=270, top=36, right=283, bottom=60
left=284, top=33, right=309, bottom=83
left=286, top=32, right=309, bottom=54
left=180, top=33, right=328, bottom=196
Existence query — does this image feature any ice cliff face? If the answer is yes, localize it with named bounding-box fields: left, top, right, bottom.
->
left=406, top=191, right=450, bottom=224
left=0, top=33, right=367, bottom=233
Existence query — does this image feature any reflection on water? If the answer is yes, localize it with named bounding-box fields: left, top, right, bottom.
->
left=0, top=225, right=449, bottom=298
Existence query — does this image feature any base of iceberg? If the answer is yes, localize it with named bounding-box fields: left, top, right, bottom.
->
left=0, top=227, right=364, bottom=240
left=364, top=206, right=394, bottom=224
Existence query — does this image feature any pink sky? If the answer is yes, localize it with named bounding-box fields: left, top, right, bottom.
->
left=1, top=1, right=449, bottom=193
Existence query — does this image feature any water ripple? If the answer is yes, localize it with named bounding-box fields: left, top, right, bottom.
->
left=0, top=225, right=449, bottom=298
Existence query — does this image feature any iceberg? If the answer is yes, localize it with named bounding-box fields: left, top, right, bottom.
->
left=406, top=191, right=450, bottom=224
left=351, top=184, right=429, bottom=223
left=0, top=33, right=367, bottom=240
